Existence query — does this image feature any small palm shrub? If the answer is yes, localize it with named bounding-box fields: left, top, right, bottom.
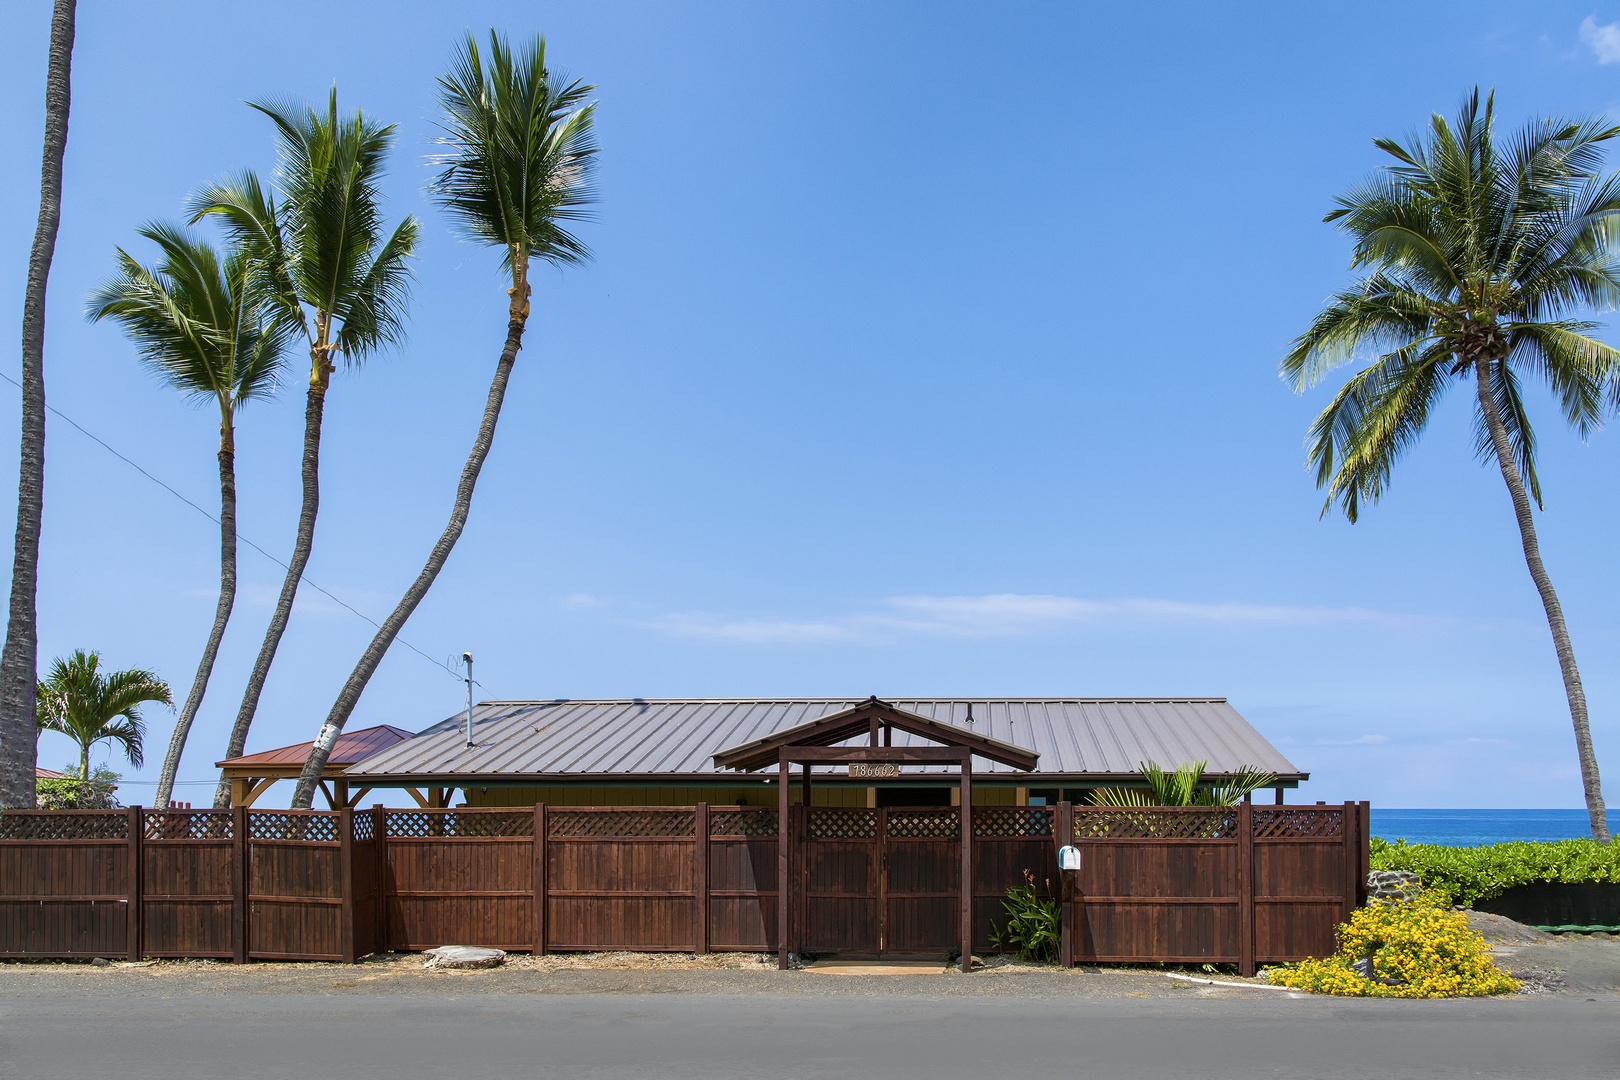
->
left=989, top=870, right=1061, bottom=963
left=1267, top=892, right=1519, bottom=998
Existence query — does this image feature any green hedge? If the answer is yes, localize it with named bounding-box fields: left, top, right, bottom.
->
left=1370, top=837, right=1620, bottom=908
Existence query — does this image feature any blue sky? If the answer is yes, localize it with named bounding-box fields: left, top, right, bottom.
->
left=3, top=1, right=1620, bottom=808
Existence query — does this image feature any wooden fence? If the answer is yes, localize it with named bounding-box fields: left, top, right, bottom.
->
left=0, top=801, right=1367, bottom=971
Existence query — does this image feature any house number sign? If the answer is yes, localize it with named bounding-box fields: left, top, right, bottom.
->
left=847, top=762, right=900, bottom=779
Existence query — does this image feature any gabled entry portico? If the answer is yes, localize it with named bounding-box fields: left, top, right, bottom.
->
left=713, top=697, right=1039, bottom=972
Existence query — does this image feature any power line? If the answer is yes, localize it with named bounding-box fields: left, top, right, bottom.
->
left=0, top=370, right=465, bottom=683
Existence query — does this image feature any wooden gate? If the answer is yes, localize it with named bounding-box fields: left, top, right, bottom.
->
left=801, top=807, right=959, bottom=955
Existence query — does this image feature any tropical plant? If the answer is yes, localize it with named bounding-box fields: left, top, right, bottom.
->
left=87, top=225, right=287, bottom=808
left=192, top=90, right=418, bottom=808
left=293, top=32, right=595, bottom=808
left=35, top=651, right=171, bottom=786
left=988, top=869, right=1061, bottom=963
left=1087, top=760, right=1277, bottom=807
left=1282, top=91, right=1620, bottom=842
left=0, top=0, right=77, bottom=810
left=1267, top=890, right=1519, bottom=998
left=36, top=763, right=120, bottom=809
left=1370, top=835, right=1620, bottom=907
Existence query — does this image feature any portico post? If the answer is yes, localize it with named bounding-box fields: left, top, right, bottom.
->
left=777, top=750, right=791, bottom=970
left=959, top=750, right=973, bottom=973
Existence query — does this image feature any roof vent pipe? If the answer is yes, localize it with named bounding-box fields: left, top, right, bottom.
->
left=462, top=652, right=475, bottom=749
left=965, top=702, right=974, bottom=729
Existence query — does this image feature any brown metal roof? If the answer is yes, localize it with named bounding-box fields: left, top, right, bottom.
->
left=216, top=724, right=414, bottom=772
left=34, top=766, right=65, bottom=780
left=347, top=699, right=1304, bottom=784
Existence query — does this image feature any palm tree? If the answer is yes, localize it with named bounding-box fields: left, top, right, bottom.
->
left=87, top=224, right=287, bottom=808
left=0, top=0, right=77, bottom=810
left=1283, top=91, right=1620, bottom=843
left=1089, top=761, right=1277, bottom=807
left=192, top=90, right=418, bottom=807
left=292, top=34, right=595, bottom=808
left=35, top=650, right=171, bottom=789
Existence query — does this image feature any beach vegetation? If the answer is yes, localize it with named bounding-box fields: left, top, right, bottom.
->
left=1371, top=836, right=1620, bottom=907
left=1267, top=890, right=1519, bottom=997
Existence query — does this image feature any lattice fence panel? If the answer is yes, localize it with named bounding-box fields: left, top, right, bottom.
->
left=709, top=809, right=778, bottom=837
left=973, top=806, right=1054, bottom=838
left=1073, top=808, right=1239, bottom=840
left=1253, top=807, right=1344, bottom=838
left=383, top=810, right=534, bottom=838
left=0, top=811, right=128, bottom=840
left=548, top=810, right=695, bottom=838
left=807, top=808, right=877, bottom=839
left=351, top=813, right=375, bottom=842
left=886, top=809, right=958, bottom=838
left=144, top=810, right=233, bottom=840
left=247, top=812, right=339, bottom=842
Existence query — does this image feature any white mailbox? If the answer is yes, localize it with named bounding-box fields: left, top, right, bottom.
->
left=1057, top=845, right=1082, bottom=871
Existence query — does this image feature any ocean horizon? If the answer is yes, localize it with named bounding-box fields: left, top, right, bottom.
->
left=1371, top=808, right=1618, bottom=847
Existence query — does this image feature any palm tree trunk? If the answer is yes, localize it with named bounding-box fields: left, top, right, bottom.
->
left=0, top=0, right=75, bottom=811
left=1475, top=359, right=1610, bottom=843
left=78, top=740, right=88, bottom=791
left=155, top=428, right=237, bottom=809
left=219, top=384, right=325, bottom=806
left=291, top=306, right=527, bottom=808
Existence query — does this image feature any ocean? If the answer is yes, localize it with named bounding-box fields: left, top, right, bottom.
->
left=1371, top=808, right=1619, bottom=847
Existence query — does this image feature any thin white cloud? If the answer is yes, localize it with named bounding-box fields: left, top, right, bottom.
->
left=646, top=592, right=1428, bottom=645
left=1315, top=734, right=1390, bottom=747
left=1581, top=16, right=1620, bottom=63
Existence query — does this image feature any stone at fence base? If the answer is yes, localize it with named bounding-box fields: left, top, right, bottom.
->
left=424, top=946, right=506, bottom=969
left=1367, top=870, right=1423, bottom=902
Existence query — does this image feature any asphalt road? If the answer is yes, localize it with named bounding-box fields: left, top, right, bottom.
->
left=1, top=988, right=1616, bottom=1079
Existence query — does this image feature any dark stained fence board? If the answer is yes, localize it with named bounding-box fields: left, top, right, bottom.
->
left=0, top=811, right=130, bottom=959
left=0, top=802, right=1366, bottom=966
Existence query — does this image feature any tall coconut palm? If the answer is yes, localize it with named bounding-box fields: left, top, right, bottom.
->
left=87, top=224, right=287, bottom=808
left=1283, top=91, right=1620, bottom=843
left=192, top=90, right=418, bottom=807
left=0, top=0, right=77, bottom=810
left=35, top=650, right=170, bottom=789
left=292, top=34, right=595, bottom=808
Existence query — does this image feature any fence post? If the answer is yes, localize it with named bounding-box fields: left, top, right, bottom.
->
left=126, top=806, right=142, bottom=961
left=1342, top=801, right=1359, bottom=923
left=231, top=806, right=247, bottom=964
left=339, top=808, right=356, bottom=963
left=1238, top=799, right=1255, bottom=977
left=1359, top=801, right=1371, bottom=906
left=694, top=802, right=709, bottom=954
left=533, top=803, right=548, bottom=956
left=373, top=805, right=387, bottom=954
left=1056, top=801, right=1073, bottom=969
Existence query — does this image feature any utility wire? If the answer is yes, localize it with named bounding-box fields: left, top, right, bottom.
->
left=0, top=370, right=465, bottom=683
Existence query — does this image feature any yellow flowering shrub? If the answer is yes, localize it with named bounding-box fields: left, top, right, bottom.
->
left=1267, top=892, right=1519, bottom=998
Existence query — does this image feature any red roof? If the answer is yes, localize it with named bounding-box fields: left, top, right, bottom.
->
left=35, top=766, right=65, bottom=779
left=216, top=724, right=414, bottom=770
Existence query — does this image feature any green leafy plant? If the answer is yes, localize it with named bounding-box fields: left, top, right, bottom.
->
left=1371, top=836, right=1620, bottom=907
left=1268, top=891, right=1518, bottom=998
left=1088, top=760, right=1277, bottom=807
left=989, top=869, right=1061, bottom=963
left=35, top=764, right=121, bottom=810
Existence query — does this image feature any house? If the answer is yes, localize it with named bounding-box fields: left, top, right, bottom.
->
left=330, top=696, right=1306, bottom=808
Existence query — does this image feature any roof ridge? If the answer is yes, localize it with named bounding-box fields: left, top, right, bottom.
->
left=480, top=696, right=1231, bottom=705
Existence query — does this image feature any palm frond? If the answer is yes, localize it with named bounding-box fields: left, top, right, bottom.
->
left=431, top=31, right=599, bottom=273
